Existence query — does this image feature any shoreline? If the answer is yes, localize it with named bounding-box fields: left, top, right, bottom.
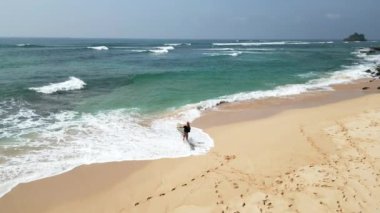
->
left=194, top=78, right=378, bottom=128
left=1, top=78, right=380, bottom=212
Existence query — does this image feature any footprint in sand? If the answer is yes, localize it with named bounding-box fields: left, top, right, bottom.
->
left=233, top=183, right=239, bottom=189
left=133, top=158, right=237, bottom=208
left=224, top=155, right=236, bottom=161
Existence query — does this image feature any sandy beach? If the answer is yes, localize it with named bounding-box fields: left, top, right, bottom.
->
left=1, top=0, right=380, bottom=212
left=1, top=80, right=380, bottom=213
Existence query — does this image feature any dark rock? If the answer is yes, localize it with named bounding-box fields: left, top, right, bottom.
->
left=365, top=69, right=372, bottom=73
left=216, top=101, right=227, bottom=106
left=378, top=86, right=380, bottom=90
left=362, top=87, right=370, bottom=90
left=344, top=33, right=367, bottom=42
left=372, top=47, right=380, bottom=51
left=360, top=48, right=376, bottom=54
left=368, top=49, right=376, bottom=54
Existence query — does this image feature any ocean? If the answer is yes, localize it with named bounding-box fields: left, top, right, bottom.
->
left=0, top=38, right=379, bottom=197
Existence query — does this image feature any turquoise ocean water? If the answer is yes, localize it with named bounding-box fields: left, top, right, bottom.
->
left=0, top=38, right=379, bottom=196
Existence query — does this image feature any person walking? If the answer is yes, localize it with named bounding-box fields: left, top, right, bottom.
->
left=183, top=122, right=191, bottom=142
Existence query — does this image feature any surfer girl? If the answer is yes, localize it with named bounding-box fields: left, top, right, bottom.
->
left=183, top=122, right=191, bottom=142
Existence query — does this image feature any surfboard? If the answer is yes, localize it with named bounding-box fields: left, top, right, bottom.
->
left=176, top=123, right=185, bottom=134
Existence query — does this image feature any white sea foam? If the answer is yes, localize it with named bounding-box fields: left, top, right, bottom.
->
left=317, top=41, right=334, bottom=44
left=203, top=47, right=243, bottom=57
left=288, top=42, right=310, bottom=45
left=164, top=43, right=182, bottom=46
left=149, top=49, right=169, bottom=54
left=0, top=105, right=213, bottom=197
left=112, top=46, right=133, bottom=49
left=87, top=46, right=109, bottom=50
left=213, top=41, right=334, bottom=46
left=29, top=77, right=86, bottom=94
left=353, top=48, right=371, bottom=58
left=297, top=72, right=319, bottom=79
left=163, top=43, right=191, bottom=46
left=243, top=48, right=276, bottom=51
left=131, top=49, right=148, bottom=53
left=203, top=48, right=235, bottom=51
left=149, top=46, right=175, bottom=54
left=16, top=43, right=31, bottom=47
left=229, top=51, right=242, bottom=57
left=183, top=52, right=377, bottom=111
left=213, top=41, right=287, bottom=46
left=352, top=48, right=380, bottom=61
left=204, top=51, right=242, bottom=57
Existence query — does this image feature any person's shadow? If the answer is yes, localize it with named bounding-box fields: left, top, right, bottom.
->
left=188, top=140, right=195, bottom=150
left=187, top=138, right=205, bottom=151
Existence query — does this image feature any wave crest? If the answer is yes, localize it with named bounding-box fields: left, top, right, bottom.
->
left=149, top=46, right=175, bottom=54
left=29, top=77, right=86, bottom=94
left=213, top=41, right=335, bottom=46
left=87, top=46, right=109, bottom=50
left=204, top=51, right=242, bottom=57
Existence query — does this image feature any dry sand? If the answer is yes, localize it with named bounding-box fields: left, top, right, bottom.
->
left=1, top=82, right=380, bottom=213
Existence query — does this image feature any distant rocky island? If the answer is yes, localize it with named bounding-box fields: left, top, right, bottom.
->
left=344, top=33, right=367, bottom=41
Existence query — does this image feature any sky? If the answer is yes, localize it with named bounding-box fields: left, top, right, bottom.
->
left=0, top=0, right=379, bottom=39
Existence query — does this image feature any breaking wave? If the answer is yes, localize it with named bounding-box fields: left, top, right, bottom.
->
left=0, top=101, right=213, bottom=197
left=29, top=77, right=86, bottom=94
left=87, top=46, right=109, bottom=50
left=149, top=46, right=175, bottom=54
left=204, top=51, right=242, bottom=57
left=213, top=41, right=335, bottom=46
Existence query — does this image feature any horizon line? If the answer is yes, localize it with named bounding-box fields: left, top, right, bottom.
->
left=1, top=36, right=379, bottom=41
